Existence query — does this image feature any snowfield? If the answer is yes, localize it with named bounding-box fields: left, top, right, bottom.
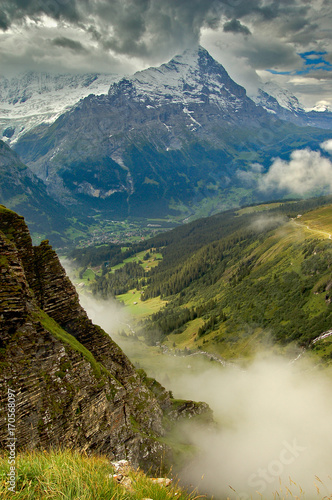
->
left=0, top=72, right=120, bottom=144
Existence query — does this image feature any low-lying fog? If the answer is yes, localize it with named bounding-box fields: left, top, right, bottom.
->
left=79, top=293, right=332, bottom=499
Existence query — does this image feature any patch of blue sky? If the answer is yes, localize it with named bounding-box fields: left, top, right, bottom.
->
left=267, top=69, right=292, bottom=75
left=267, top=50, right=332, bottom=76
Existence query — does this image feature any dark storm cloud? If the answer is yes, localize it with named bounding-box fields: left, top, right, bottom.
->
left=0, top=0, right=80, bottom=28
left=299, top=70, right=332, bottom=80
left=223, top=19, right=251, bottom=35
left=0, top=0, right=316, bottom=59
left=0, top=9, right=9, bottom=30
left=52, top=36, right=87, bottom=53
left=220, top=0, right=309, bottom=27
left=220, top=37, right=300, bottom=71
left=87, top=0, right=225, bottom=58
left=0, top=0, right=221, bottom=60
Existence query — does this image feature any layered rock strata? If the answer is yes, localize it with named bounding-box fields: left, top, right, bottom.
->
left=0, top=206, right=211, bottom=471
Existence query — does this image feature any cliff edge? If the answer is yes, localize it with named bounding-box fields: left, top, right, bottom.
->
left=0, top=205, right=211, bottom=472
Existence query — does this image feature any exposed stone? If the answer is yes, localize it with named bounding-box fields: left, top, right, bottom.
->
left=110, top=459, right=172, bottom=493
left=150, top=478, right=172, bottom=486
left=166, top=400, right=213, bottom=422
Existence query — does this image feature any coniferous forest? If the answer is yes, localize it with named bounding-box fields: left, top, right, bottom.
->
left=71, top=196, right=332, bottom=358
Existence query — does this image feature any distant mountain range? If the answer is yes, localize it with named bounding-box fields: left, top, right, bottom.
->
left=253, top=81, right=332, bottom=129
left=1, top=46, right=331, bottom=235
left=1, top=53, right=331, bottom=148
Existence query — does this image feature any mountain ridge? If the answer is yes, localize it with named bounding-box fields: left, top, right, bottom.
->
left=0, top=139, right=71, bottom=245
left=115, top=45, right=248, bottom=110
left=2, top=47, right=330, bottom=148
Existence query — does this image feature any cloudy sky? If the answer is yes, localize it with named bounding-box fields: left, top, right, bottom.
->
left=0, top=0, right=331, bottom=109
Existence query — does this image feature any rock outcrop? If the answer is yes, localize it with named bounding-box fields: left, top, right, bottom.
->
left=0, top=205, right=211, bottom=471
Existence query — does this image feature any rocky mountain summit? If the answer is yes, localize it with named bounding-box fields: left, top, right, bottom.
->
left=112, top=46, right=249, bottom=112
left=0, top=206, right=211, bottom=471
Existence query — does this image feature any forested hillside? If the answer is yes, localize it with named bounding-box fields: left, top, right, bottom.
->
left=71, top=196, right=332, bottom=361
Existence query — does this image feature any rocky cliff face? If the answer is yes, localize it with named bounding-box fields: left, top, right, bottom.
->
left=0, top=206, right=211, bottom=471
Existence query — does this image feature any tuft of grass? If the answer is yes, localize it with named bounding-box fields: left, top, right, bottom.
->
left=35, top=309, right=103, bottom=379
left=0, top=449, right=204, bottom=500
left=1, top=449, right=116, bottom=499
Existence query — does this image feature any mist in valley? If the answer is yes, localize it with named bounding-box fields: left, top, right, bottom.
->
left=75, top=292, right=332, bottom=499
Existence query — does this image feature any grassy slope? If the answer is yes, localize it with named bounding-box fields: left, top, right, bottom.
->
left=195, top=222, right=330, bottom=357
left=0, top=449, right=199, bottom=500
left=161, top=220, right=331, bottom=359
left=35, top=309, right=106, bottom=379
left=299, top=205, right=332, bottom=237
left=112, top=250, right=163, bottom=272
left=117, top=290, right=166, bottom=317
left=118, top=199, right=332, bottom=362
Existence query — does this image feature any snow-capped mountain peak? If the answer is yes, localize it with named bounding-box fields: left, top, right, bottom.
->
left=253, top=81, right=305, bottom=114
left=108, top=45, right=246, bottom=110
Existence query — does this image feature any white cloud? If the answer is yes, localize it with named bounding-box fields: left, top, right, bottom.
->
left=321, top=139, right=332, bottom=154
left=258, top=148, right=332, bottom=196
left=177, top=354, right=332, bottom=499
left=250, top=215, right=287, bottom=232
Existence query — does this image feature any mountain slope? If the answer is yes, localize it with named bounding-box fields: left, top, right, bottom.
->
left=0, top=206, right=211, bottom=471
left=0, top=140, right=71, bottom=245
left=83, top=197, right=332, bottom=361
left=0, top=72, right=119, bottom=145
left=14, top=47, right=331, bottom=221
